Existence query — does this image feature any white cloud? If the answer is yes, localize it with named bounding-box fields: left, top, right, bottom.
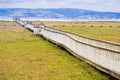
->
left=0, top=0, right=120, bottom=12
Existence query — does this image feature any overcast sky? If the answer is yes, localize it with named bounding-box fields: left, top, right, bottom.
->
left=0, top=0, right=120, bottom=12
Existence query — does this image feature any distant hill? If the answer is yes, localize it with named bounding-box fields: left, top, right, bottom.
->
left=0, top=8, right=120, bottom=19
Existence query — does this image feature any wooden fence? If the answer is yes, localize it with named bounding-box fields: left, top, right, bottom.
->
left=16, top=19, right=120, bottom=79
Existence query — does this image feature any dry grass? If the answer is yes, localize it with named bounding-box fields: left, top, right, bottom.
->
left=32, top=21, right=120, bottom=43
left=0, top=21, right=24, bottom=32
left=0, top=21, right=116, bottom=80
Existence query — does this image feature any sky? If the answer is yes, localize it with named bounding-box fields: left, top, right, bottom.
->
left=0, top=0, right=120, bottom=12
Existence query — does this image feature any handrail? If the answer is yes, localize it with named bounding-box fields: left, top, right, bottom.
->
left=45, top=26, right=120, bottom=46
left=43, top=27, right=120, bottom=53
left=44, top=26, right=120, bottom=52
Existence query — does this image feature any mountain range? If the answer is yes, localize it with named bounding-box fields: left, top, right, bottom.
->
left=0, top=8, right=120, bottom=19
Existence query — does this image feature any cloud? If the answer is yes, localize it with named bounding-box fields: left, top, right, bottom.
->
left=0, top=0, right=28, bottom=3
left=0, top=0, right=120, bottom=12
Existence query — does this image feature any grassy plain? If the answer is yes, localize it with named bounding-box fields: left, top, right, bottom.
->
left=32, top=21, right=120, bottom=43
left=0, top=21, right=115, bottom=80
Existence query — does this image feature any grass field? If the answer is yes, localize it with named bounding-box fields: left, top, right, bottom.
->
left=0, top=21, right=116, bottom=80
left=32, top=21, right=120, bottom=43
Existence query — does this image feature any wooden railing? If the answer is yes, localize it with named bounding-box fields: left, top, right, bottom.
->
left=16, top=19, right=120, bottom=79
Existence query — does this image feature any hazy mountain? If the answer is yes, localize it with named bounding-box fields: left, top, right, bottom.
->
left=0, top=8, right=120, bottom=19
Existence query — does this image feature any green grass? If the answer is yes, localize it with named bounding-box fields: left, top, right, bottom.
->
left=0, top=21, right=115, bottom=80
left=32, top=21, right=120, bottom=43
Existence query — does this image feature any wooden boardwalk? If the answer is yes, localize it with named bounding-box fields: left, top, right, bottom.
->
left=16, top=19, right=120, bottom=79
